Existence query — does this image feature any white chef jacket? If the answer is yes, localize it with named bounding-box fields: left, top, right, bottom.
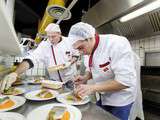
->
left=129, top=52, right=144, bottom=120
left=86, top=34, right=137, bottom=106
left=25, top=37, right=77, bottom=82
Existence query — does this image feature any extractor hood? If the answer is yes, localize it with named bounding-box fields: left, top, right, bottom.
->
left=82, top=0, right=160, bottom=40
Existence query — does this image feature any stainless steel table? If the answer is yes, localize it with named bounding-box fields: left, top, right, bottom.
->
left=11, top=83, right=119, bottom=120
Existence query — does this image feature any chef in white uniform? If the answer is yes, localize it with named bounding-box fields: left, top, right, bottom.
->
left=129, top=53, right=144, bottom=120
left=0, top=23, right=78, bottom=91
left=69, top=22, right=137, bottom=120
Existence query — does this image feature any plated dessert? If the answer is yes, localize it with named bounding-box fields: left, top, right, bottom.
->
left=36, top=89, right=53, bottom=99
left=56, top=92, right=90, bottom=105
left=26, top=103, right=82, bottom=120
left=25, top=89, right=59, bottom=101
left=47, top=106, right=70, bottom=120
left=0, top=97, right=15, bottom=110
left=2, top=87, right=25, bottom=96
left=0, top=96, right=26, bottom=112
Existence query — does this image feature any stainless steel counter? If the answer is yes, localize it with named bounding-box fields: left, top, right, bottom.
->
left=11, top=83, right=119, bottom=120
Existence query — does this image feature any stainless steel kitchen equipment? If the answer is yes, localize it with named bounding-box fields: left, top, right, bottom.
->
left=10, top=83, right=119, bottom=120
left=82, top=0, right=160, bottom=40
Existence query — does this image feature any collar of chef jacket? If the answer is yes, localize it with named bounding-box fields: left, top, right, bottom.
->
left=89, top=33, right=100, bottom=68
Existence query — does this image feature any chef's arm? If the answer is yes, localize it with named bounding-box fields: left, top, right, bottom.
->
left=14, top=59, right=34, bottom=75
left=74, top=71, right=92, bottom=85
left=92, top=80, right=128, bottom=92
left=83, top=71, right=92, bottom=81
left=69, top=55, right=79, bottom=65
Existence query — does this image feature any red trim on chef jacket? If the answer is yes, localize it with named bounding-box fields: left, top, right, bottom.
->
left=51, top=45, right=63, bottom=82
left=99, top=61, right=110, bottom=68
left=89, top=33, right=100, bottom=69
left=103, top=67, right=109, bottom=72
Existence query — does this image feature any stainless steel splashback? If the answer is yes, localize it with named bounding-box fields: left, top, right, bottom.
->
left=82, top=0, right=160, bottom=40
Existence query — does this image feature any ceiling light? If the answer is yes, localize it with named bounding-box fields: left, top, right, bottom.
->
left=120, top=0, right=160, bottom=22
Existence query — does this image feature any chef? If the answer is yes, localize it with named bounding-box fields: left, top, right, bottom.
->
left=69, top=22, right=137, bottom=120
left=0, top=23, right=78, bottom=92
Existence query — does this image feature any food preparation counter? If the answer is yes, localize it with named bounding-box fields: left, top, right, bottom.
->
left=10, top=81, right=119, bottom=120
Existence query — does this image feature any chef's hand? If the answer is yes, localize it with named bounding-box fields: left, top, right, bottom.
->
left=64, top=62, right=72, bottom=68
left=74, top=75, right=87, bottom=85
left=74, top=84, right=95, bottom=97
left=0, top=72, right=18, bottom=92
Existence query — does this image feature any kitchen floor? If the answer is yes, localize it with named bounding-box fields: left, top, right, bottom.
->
left=144, top=111, right=160, bottom=120
left=143, top=100, right=160, bottom=120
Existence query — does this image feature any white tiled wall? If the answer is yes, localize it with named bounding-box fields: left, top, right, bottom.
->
left=130, top=35, right=160, bottom=66
left=25, top=62, right=45, bottom=77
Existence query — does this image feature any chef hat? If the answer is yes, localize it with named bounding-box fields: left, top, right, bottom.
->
left=45, top=23, right=61, bottom=33
left=68, top=22, right=95, bottom=41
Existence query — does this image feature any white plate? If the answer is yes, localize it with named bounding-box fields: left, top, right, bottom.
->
left=3, top=88, right=26, bottom=96
left=26, top=103, right=82, bottom=120
left=0, top=112, right=25, bottom=120
left=0, top=96, right=26, bottom=112
left=24, top=89, right=59, bottom=101
left=56, top=92, right=90, bottom=105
